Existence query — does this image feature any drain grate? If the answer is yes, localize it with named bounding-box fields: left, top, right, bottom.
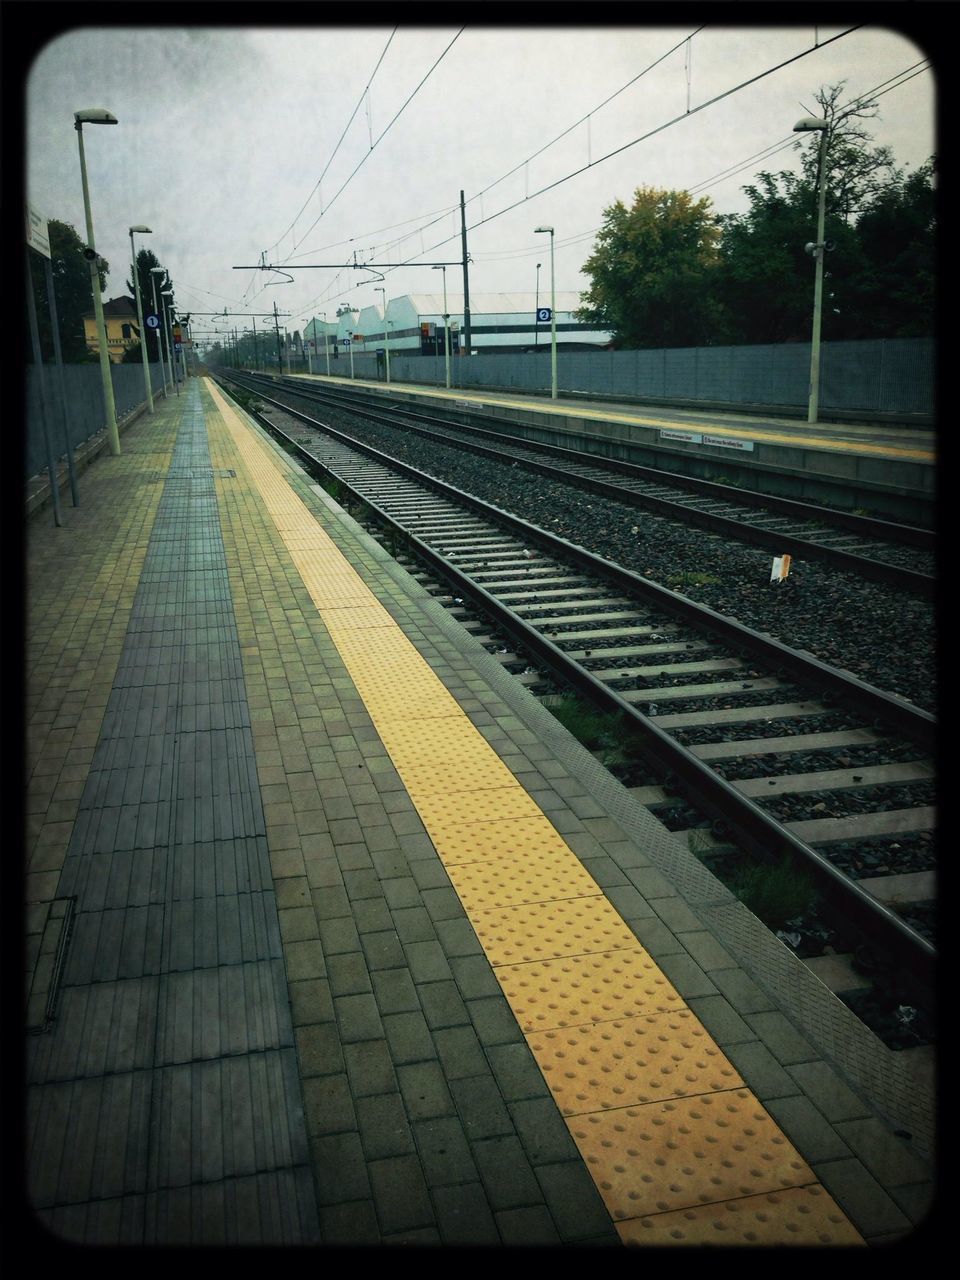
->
left=25, top=897, right=76, bottom=1033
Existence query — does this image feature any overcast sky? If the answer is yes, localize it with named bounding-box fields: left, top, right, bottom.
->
left=24, top=20, right=936, bottom=345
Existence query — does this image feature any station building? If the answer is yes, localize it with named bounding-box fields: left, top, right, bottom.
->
left=82, top=295, right=142, bottom=363
left=303, top=292, right=612, bottom=360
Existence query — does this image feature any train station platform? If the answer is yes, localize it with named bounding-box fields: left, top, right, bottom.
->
left=22, top=376, right=935, bottom=1246
left=291, top=372, right=935, bottom=520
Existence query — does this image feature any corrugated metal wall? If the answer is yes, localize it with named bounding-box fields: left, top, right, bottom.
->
left=26, top=362, right=164, bottom=480
left=26, top=338, right=933, bottom=484
left=322, top=338, right=933, bottom=416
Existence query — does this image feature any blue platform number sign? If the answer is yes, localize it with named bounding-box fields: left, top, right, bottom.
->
left=145, top=314, right=160, bottom=329
left=536, top=307, right=551, bottom=323
left=342, top=338, right=351, bottom=347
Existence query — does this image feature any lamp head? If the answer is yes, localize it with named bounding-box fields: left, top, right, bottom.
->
left=75, top=108, right=118, bottom=126
left=793, top=116, right=828, bottom=133
left=130, top=225, right=152, bottom=234
left=534, top=226, right=554, bottom=234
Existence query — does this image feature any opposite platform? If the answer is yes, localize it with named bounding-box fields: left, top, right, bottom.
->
left=23, top=377, right=935, bottom=1247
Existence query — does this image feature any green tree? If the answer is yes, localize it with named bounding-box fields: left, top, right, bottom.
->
left=576, top=188, right=728, bottom=348
left=716, top=84, right=934, bottom=342
left=27, top=219, right=109, bottom=363
left=126, top=248, right=173, bottom=362
left=846, top=160, right=935, bottom=337
left=716, top=170, right=864, bottom=343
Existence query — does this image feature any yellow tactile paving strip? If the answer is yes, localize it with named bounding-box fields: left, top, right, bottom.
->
left=203, top=378, right=863, bottom=1246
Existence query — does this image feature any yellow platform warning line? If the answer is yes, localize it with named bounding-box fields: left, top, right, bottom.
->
left=205, top=379, right=863, bottom=1247
left=298, top=376, right=934, bottom=463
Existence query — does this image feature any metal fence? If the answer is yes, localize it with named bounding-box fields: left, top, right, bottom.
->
left=26, top=361, right=165, bottom=480
left=290, top=336, right=933, bottom=417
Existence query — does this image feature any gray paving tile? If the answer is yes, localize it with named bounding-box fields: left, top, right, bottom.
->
left=311, top=1132, right=372, bottom=1206
left=466, top=994, right=525, bottom=1047
left=417, top=978, right=470, bottom=1029
left=723, top=1040, right=802, bottom=1101
left=389, top=1061, right=455, bottom=1125
left=302, top=1073, right=357, bottom=1137
left=368, top=1155, right=435, bottom=1235
left=535, top=1160, right=620, bottom=1242
left=814, top=1157, right=912, bottom=1239
left=507, top=1098, right=579, bottom=1165
left=471, top=1135, right=542, bottom=1210
left=413, top=1116, right=477, bottom=1186
left=318, top=1198, right=382, bottom=1245
left=495, top=1205, right=561, bottom=1246
left=432, top=1181, right=500, bottom=1245
left=382, top=1009, right=435, bottom=1064
left=343, top=1039, right=398, bottom=1098
left=745, top=1010, right=817, bottom=1065
left=832, top=1116, right=933, bottom=1187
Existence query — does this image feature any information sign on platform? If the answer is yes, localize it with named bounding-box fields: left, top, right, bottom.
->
left=145, top=314, right=160, bottom=329
left=26, top=205, right=51, bottom=258
left=536, top=307, right=551, bottom=323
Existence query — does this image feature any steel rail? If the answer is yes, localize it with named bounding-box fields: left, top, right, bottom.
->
left=220, top=373, right=936, bottom=996
left=251, top=373, right=936, bottom=594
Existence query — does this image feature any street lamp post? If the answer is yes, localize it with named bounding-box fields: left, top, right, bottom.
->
left=75, top=107, right=120, bottom=454
left=347, top=330, right=355, bottom=379
left=161, top=290, right=179, bottom=395
left=150, top=267, right=170, bottom=396
left=129, top=225, right=154, bottom=414
left=375, top=287, right=392, bottom=385
left=432, top=265, right=451, bottom=389
left=386, top=320, right=393, bottom=385
left=794, top=115, right=830, bottom=425
left=535, top=262, right=542, bottom=349
left=534, top=226, right=557, bottom=399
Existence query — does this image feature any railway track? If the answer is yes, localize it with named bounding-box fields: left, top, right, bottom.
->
left=243, top=373, right=935, bottom=597
left=218, top=372, right=937, bottom=1036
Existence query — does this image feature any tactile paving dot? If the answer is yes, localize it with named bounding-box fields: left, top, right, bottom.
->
left=436, top=817, right=575, bottom=866
left=615, top=1184, right=864, bottom=1246
left=447, top=850, right=601, bottom=911
left=472, top=896, right=639, bottom=966
left=496, top=948, right=684, bottom=1031
left=375, top=717, right=502, bottom=763
left=354, top=683, right=463, bottom=721
left=566, top=1089, right=814, bottom=1220
left=528, top=1011, right=743, bottom=1113
left=395, top=759, right=524, bottom=799
left=415, top=787, right=544, bottom=831
left=323, top=605, right=399, bottom=633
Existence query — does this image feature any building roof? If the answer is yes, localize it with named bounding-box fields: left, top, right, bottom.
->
left=84, top=295, right=138, bottom=320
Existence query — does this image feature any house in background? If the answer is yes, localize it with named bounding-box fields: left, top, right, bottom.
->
left=83, top=295, right=140, bottom=363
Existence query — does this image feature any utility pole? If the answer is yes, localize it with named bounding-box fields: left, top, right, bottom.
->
left=460, top=189, right=472, bottom=357
left=273, top=301, right=283, bottom=377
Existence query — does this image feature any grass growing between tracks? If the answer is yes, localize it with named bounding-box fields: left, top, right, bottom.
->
left=540, top=694, right=648, bottom=769
left=543, top=693, right=818, bottom=926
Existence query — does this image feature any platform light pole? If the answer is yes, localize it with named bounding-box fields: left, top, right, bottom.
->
left=534, top=226, right=557, bottom=399
left=150, top=267, right=170, bottom=395
left=535, top=261, right=542, bottom=349
left=794, top=115, right=830, bottom=425
left=129, top=225, right=154, bottom=413
left=375, top=287, right=392, bottom=385
left=431, top=265, right=451, bottom=389
left=161, top=289, right=179, bottom=394
left=75, top=107, right=120, bottom=454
